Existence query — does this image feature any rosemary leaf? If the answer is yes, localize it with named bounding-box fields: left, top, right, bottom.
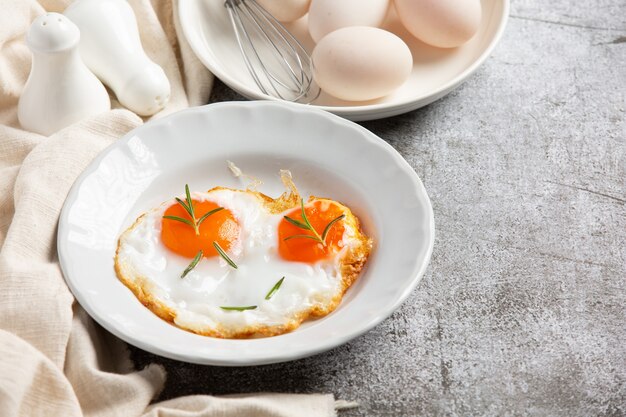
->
left=265, top=277, right=285, bottom=300
left=181, top=250, right=203, bottom=278
left=197, top=207, right=224, bottom=227
left=283, top=215, right=310, bottom=230
left=283, top=234, right=322, bottom=242
left=321, top=214, right=345, bottom=242
left=220, top=305, right=257, bottom=311
left=300, top=199, right=313, bottom=229
left=163, top=215, right=195, bottom=227
left=185, top=184, right=195, bottom=220
left=213, top=241, right=238, bottom=269
left=175, top=197, right=193, bottom=218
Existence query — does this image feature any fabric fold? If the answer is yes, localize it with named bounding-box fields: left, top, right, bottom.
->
left=0, top=1, right=337, bottom=416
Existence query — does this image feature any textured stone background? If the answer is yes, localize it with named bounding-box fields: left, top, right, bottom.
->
left=130, top=0, right=626, bottom=415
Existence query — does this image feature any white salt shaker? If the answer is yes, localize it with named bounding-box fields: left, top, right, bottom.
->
left=64, top=0, right=171, bottom=116
left=18, top=13, right=111, bottom=136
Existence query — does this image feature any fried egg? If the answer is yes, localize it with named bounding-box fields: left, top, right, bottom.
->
left=114, top=176, right=372, bottom=338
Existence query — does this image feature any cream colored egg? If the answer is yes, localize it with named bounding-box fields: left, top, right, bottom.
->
left=394, top=0, right=482, bottom=48
left=254, top=0, right=311, bottom=22
left=308, top=0, right=390, bottom=43
left=312, top=27, right=412, bottom=102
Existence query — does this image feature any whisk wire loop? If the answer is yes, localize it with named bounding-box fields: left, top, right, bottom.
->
left=241, top=2, right=305, bottom=91
left=224, top=0, right=319, bottom=103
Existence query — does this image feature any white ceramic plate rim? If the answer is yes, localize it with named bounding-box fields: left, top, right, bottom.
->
left=58, top=101, right=435, bottom=365
left=179, top=0, right=509, bottom=120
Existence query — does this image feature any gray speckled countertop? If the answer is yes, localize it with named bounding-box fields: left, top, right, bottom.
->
left=130, top=0, right=626, bottom=415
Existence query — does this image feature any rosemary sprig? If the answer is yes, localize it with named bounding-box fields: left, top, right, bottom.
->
left=283, top=199, right=345, bottom=247
left=213, top=241, right=238, bottom=269
left=181, top=250, right=203, bottom=278
left=220, top=305, right=257, bottom=311
left=265, top=277, right=285, bottom=300
left=299, top=199, right=323, bottom=242
left=162, top=184, right=223, bottom=235
left=322, top=214, right=345, bottom=241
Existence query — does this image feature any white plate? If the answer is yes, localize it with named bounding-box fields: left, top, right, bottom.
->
left=179, top=0, right=509, bottom=121
left=58, top=101, right=434, bottom=365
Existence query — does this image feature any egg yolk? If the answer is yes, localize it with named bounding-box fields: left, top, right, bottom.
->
left=161, top=200, right=240, bottom=258
left=278, top=200, right=346, bottom=263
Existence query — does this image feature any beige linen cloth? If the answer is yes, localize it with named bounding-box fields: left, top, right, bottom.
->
left=0, top=1, right=352, bottom=415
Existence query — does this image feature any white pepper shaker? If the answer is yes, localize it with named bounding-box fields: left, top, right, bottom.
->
left=64, top=0, right=171, bottom=116
left=18, top=13, right=111, bottom=136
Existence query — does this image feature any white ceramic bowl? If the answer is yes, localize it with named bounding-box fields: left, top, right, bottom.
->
left=179, top=0, right=509, bottom=121
left=58, top=101, right=434, bottom=365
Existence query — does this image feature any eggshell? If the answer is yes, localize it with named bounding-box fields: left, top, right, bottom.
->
left=394, top=0, right=482, bottom=48
left=312, top=27, right=412, bottom=102
left=254, top=0, right=311, bottom=22
left=308, top=0, right=390, bottom=43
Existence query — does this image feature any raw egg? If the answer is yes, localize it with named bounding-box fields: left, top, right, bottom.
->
left=394, top=0, right=482, bottom=48
left=308, top=0, right=390, bottom=42
left=312, top=26, right=412, bottom=101
left=254, top=0, right=311, bottom=22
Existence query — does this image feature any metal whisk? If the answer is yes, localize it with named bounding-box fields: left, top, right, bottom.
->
left=224, top=0, right=319, bottom=103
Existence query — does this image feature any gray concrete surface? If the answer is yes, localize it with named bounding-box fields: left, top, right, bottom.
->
left=130, top=0, right=626, bottom=415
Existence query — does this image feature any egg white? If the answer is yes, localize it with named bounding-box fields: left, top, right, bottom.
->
left=116, top=189, right=360, bottom=336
